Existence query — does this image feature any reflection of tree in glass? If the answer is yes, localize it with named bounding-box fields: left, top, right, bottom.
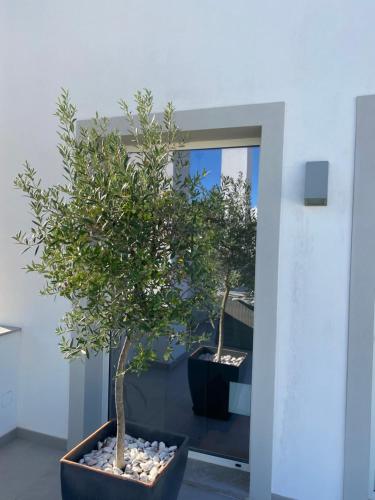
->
left=206, top=175, right=257, bottom=361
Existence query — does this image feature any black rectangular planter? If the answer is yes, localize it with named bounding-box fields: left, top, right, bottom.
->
left=60, top=420, right=189, bottom=500
left=188, top=346, right=248, bottom=421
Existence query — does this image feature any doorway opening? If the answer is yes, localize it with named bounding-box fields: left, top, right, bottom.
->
left=74, top=101, right=285, bottom=499
left=108, top=143, right=260, bottom=469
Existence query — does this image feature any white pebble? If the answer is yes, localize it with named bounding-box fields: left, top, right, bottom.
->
left=141, top=461, right=154, bottom=472
left=198, top=352, right=245, bottom=366
left=80, top=433, right=178, bottom=484
left=85, top=458, right=97, bottom=466
left=149, top=465, right=159, bottom=479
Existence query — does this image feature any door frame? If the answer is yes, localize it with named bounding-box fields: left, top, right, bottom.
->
left=73, top=101, right=285, bottom=500
left=344, top=95, right=375, bottom=500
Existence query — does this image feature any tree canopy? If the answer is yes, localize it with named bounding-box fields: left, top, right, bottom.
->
left=14, top=90, right=217, bottom=371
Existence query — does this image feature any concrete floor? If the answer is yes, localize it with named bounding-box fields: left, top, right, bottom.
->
left=0, top=438, right=249, bottom=500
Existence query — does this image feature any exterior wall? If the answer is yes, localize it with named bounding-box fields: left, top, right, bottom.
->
left=0, top=331, right=20, bottom=437
left=1, top=1, right=375, bottom=498
left=221, top=148, right=250, bottom=179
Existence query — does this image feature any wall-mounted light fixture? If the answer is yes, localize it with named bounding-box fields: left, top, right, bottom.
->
left=304, top=161, right=329, bottom=206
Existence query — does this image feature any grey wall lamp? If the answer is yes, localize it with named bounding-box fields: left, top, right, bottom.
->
left=304, top=161, right=329, bottom=206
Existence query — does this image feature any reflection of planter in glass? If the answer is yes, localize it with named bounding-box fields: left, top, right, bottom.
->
left=61, top=420, right=189, bottom=500
left=188, top=346, right=248, bottom=421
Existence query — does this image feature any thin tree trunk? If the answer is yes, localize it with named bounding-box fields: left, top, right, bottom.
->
left=217, top=284, right=230, bottom=362
left=115, top=336, right=131, bottom=470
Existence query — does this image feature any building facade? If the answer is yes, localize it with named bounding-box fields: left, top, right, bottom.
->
left=1, top=1, right=375, bottom=499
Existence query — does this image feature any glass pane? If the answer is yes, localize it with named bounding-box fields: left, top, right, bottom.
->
left=109, top=146, right=259, bottom=464
left=190, top=149, right=222, bottom=190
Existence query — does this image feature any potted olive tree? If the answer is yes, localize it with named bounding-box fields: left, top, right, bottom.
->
left=188, top=174, right=257, bottom=420
left=14, top=90, right=216, bottom=500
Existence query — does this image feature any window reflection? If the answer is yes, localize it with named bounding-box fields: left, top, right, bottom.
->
left=109, top=146, right=259, bottom=464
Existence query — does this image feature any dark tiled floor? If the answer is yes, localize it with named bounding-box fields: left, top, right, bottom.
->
left=0, top=438, right=249, bottom=500
left=0, top=438, right=62, bottom=500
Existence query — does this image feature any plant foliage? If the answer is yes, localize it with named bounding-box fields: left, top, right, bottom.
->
left=209, top=174, right=257, bottom=294
left=14, top=89, right=217, bottom=372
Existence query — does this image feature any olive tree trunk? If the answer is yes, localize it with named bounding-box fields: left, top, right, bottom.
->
left=115, top=336, right=131, bottom=470
left=216, top=285, right=230, bottom=362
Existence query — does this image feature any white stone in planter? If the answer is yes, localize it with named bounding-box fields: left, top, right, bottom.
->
left=80, top=433, right=178, bottom=484
left=199, top=352, right=245, bottom=367
left=141, top=461, right=154, bottom=472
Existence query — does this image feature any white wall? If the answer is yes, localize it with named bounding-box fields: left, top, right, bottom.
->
left=221, top=148, right=249, bottom=179
left=0, top=332, right=20, bottom=437
left=1, top=0, right=375, bottom=498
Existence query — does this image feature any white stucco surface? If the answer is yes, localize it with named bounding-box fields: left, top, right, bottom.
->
left=1, top=1, right=375, bottom=498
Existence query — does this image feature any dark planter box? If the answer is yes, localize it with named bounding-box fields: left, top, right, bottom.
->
left=60, top=420, right=189, bottom=500
left=188, top=346, right=247, bottom=421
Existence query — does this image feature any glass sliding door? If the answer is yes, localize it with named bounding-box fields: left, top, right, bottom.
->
left=109, top=146, right=259, bottom=464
